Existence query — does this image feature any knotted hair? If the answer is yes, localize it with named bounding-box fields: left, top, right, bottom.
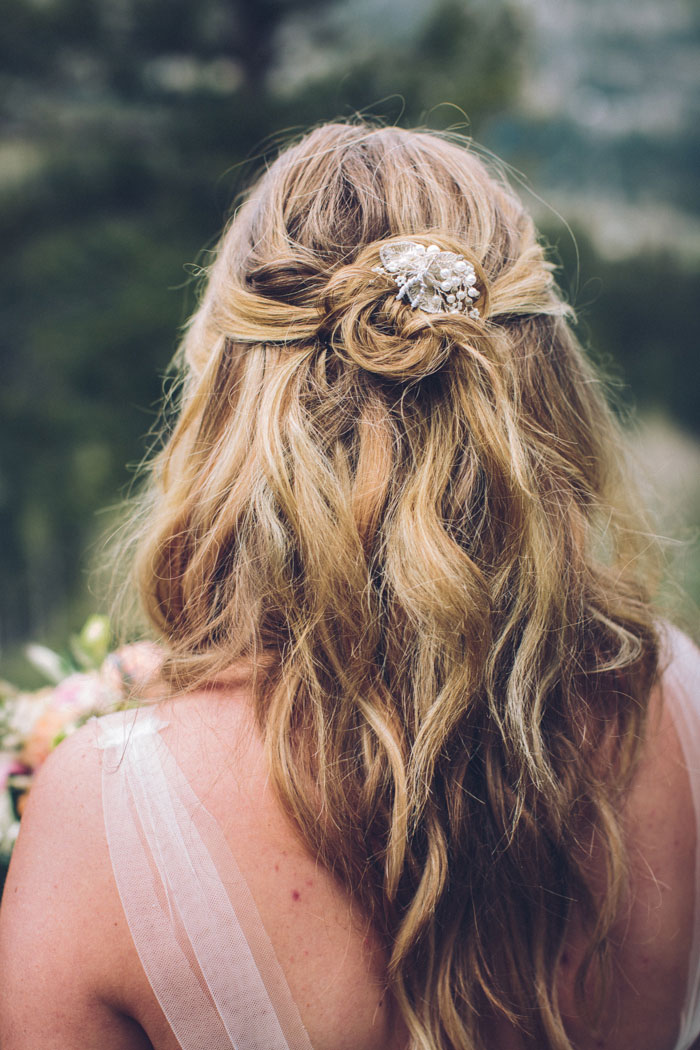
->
left=125, top=123, right=660, bottom=1050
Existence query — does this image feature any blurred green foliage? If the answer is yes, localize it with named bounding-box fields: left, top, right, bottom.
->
left=0, top=0, right=697, bottom=670
left=547, top=229, right=700, bottom=429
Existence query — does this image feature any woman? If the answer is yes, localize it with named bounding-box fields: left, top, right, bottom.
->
left=0, top=122, right=698, bottom=1050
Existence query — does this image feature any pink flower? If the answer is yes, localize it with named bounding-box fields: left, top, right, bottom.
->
left=20, top=707, right=75, bottom=769
left=17, top=671, right=122, bottom=770
left=50, top=671, right=120, bottom=715
left=0, top=755, right=28, bottom=794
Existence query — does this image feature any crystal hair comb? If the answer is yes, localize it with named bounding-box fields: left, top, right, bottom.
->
left=373, top=241, right=482, bottom=318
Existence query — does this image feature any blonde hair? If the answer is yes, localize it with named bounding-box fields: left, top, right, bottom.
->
left=128, top=123, right=659, bottom=1049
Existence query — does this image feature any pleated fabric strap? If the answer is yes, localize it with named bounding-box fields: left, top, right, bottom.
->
left=663, top=626, right=700, bottom=1050
left=93, top=709, right=314, bottom=1050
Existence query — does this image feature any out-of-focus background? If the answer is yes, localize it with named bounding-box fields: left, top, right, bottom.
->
left=1, top=0, right=698, bottom=683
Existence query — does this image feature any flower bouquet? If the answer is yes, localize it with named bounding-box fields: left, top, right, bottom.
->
left=0, top=616, right=161, bottom=878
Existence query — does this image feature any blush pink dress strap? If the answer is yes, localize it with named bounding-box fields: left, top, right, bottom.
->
left=93, top=709, right=314, bottom=1050
left=662, top=626, right=700, bottom=1050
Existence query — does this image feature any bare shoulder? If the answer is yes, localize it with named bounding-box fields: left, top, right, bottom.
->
left=619, top=625, right=700, bottom=913
left=621, top=626, right=698, bottom=968
left=0, top=695, right=403, bottom=1050
left=0, top=722, right=108, bottom=966
left=0, top=720, right=150, bottom=1049
left=558, top=626, right=699, bottom=1050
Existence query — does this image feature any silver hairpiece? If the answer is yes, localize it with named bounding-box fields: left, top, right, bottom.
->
left=373, top=241, right=482, bottom=318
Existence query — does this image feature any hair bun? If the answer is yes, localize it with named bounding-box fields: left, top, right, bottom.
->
left=319, top=238, right=486, bottom=381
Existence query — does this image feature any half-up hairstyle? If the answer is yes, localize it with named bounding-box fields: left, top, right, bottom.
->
left=128, top=123, right=660, bottom=1049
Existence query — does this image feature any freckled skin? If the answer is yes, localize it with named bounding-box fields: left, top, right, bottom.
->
left=0, top=687, right=414, bottom=1050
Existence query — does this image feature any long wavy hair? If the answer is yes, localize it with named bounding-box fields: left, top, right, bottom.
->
left=126, top=123, right=660, bottom=1049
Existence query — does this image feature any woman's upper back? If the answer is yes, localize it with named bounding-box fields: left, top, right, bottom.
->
left=0, top=671, right=406, bottom=1050
left=1, top=625, right=699, bottom=1050
left=113, top=685, right=407, bottom=1050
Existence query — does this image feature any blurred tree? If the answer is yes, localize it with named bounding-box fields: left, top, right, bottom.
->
left=0, top=0, right=526, bottom=657
left=283, top=0, right=525, bottom=127
left=546, top=226, right=700, bottom=432
left=3, top=0, right=695, bottom=666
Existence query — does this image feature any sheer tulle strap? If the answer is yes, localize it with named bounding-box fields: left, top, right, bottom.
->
left=662, top=626, right=700, bottom=1050
left=94, top=709, right=314, bottom=1050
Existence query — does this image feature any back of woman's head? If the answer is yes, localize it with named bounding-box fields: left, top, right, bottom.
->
left=131, top=123, right=660, bottom=1050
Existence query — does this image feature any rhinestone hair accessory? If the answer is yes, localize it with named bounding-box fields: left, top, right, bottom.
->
left=373, top=241, right=482, bottom=318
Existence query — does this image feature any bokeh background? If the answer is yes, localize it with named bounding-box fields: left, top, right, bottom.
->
left=1, top=0, right=699, bottom=683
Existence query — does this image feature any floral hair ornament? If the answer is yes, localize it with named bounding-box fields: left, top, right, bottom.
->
left=373, top=241, right=482, bottom=318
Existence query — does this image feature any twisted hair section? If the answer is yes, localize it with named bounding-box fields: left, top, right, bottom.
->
left=126, top=124, right=660, bottom=1050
